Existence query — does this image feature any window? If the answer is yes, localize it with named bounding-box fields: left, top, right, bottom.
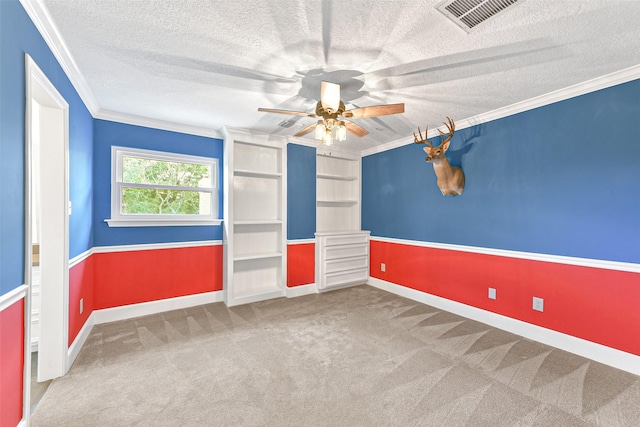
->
left=106, top=146, right=221, bottom=227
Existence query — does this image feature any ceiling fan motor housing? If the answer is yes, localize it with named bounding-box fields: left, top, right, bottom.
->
left=315, top=100, right=346, bottom=119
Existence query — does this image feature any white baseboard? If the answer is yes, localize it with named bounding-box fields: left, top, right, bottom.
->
left=17, top=419, right=27, bottom=427
left=286, top=283, right=318, bottom=298
left=67, top=311, right=95, bottom=367
left=368, top=277, right=640, bottom=376
left=93, top=291, right=224, bottom=325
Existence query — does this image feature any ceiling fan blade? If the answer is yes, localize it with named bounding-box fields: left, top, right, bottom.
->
left=258, top=108, right=315, bottom=117
left=344, top=121, right=368, bottom=137
left=293, top=123, right=317, bottom=137
left=343, top=103, right=404, bottom=119
left=320, top=81, right=340, bottom=112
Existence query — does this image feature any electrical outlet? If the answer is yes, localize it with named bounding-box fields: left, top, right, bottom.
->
left=532, top=297, right=544, bottom=312
left=80, top=298, right=84, bottom=314
left=380, top=263, right=386, bottom=272
left=488, top=287, right=496, bottom=300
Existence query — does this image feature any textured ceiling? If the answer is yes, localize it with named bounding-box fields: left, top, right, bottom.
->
left=41, top=0, right=640, bottom=151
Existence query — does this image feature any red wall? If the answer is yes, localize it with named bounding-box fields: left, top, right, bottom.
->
left=68, top=256, right=94, bottom=346
left=287, top=243, right=315, bottom=287
left=0, top=299, right=24, bottom=427
left=93, top=245, right=223, bottom=309
left=370, top=240, right=640, bottom=356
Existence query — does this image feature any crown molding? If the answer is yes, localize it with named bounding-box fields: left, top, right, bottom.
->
left=362, top=64, right=640, bottom=157
left=21, top=0, right=222, bottom=139
left=222, top=126, right=289, bottom=146
left=21, top=0, right=640, bottom=151
left=287, top=136, right=321, bottom=148
left=20, top=0, right=100, bottom=114
left=95, top=109, right=222, bottom=139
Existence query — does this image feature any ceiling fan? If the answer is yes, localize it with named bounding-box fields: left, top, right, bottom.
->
left=258, top=81, right=404, bottom=145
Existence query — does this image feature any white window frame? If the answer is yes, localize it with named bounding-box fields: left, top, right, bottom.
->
left=106, top=146, right=222, bottom=227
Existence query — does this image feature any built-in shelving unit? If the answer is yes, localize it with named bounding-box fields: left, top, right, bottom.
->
left=315, top=147, right=369, bottom=290
left=316, top=148, right=361, bottom=232
left=223, top=128, right=287, bottom=306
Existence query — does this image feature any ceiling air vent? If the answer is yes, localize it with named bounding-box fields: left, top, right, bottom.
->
left=436, top=0, right=522, bottom=32
left=278, top=120, right=295, bottom=128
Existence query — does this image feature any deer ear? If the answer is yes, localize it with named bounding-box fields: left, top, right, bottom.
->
left=423, top=147, right=430, bottom=154
left=441, top=140, right=451, bottom=152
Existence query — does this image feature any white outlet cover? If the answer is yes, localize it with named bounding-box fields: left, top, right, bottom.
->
left=533, top=297, right=544, bottom=312
left=488, top=288, right=496, bottom=300
left=381, top=263, right=386, bottom=272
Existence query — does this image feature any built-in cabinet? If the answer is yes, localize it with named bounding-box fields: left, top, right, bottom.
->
left=315, top=147, right=369, bottom=290
left=223, top=128, right=287, bottom=306
left=316, top=230, right=370, bottom=290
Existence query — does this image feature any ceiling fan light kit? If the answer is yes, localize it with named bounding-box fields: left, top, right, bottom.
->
left=259, top=81, right=404, bottom=146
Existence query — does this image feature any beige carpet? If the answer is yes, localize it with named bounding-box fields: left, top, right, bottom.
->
left=31, top=285, right=640, bottom=426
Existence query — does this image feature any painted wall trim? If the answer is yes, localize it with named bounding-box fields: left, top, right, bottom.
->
left=94, top=240, right=223, bottom=254
left=286, top=283, right=318, bottom=297
left=371, top=236, right=640, bottom=274
left=93, top=290, right=223, bottom=325
left=70, top=240, right=222, bottom=267
left=67, top=311, right=94, bottom=367
left=95, top=110, right=222, bottom=139
left=0, top=285, right=27, bottom=313
left=362, top=64, right=640, bottom=157
left=69, top=248, right=92, bottom=268
left=287, top=239, right=316, bottom=245
left=19, top=0, right=99, bottom=113
left=368, top=277, right=640, bottom=376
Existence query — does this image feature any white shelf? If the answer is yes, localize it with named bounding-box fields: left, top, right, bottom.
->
left=234, top=220, right=282, bottom=225
left=317, top=200, right=358, bottom=206
left=317, top=173, right=357, bottom=181
left=232, top=285, right=283, bottom=304
left=234, top=169, right=282, bottom=179
left=234, top=252, right=282, bottom=262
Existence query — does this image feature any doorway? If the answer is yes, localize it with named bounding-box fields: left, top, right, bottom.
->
left=24, top=54, right=70, bottom=417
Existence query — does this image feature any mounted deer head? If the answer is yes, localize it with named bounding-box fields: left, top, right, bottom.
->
left=414, top=117, right=465, bottom=196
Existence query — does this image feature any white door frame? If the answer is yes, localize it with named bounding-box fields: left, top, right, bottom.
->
left=24, top=54, right=70, bottom=418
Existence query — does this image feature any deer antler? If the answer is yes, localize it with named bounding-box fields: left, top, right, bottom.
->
left=437, top=116, right=455, bottom=145
left=414, top=126, right=433, bottom=148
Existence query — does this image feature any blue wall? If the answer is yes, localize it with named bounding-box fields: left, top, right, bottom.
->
left=363, top=79, right=640, bottom=264
left=287, top=143, right=316, bottom=240
left=0, top=0, right=93, bottom=295
left=92, top=119, right=223, bottom=246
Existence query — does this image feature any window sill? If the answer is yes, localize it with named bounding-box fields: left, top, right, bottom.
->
left=105, top=218, right=223, bottom=227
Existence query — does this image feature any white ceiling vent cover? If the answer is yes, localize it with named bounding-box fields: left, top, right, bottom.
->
left=437, top=0, right=522, bottom=32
